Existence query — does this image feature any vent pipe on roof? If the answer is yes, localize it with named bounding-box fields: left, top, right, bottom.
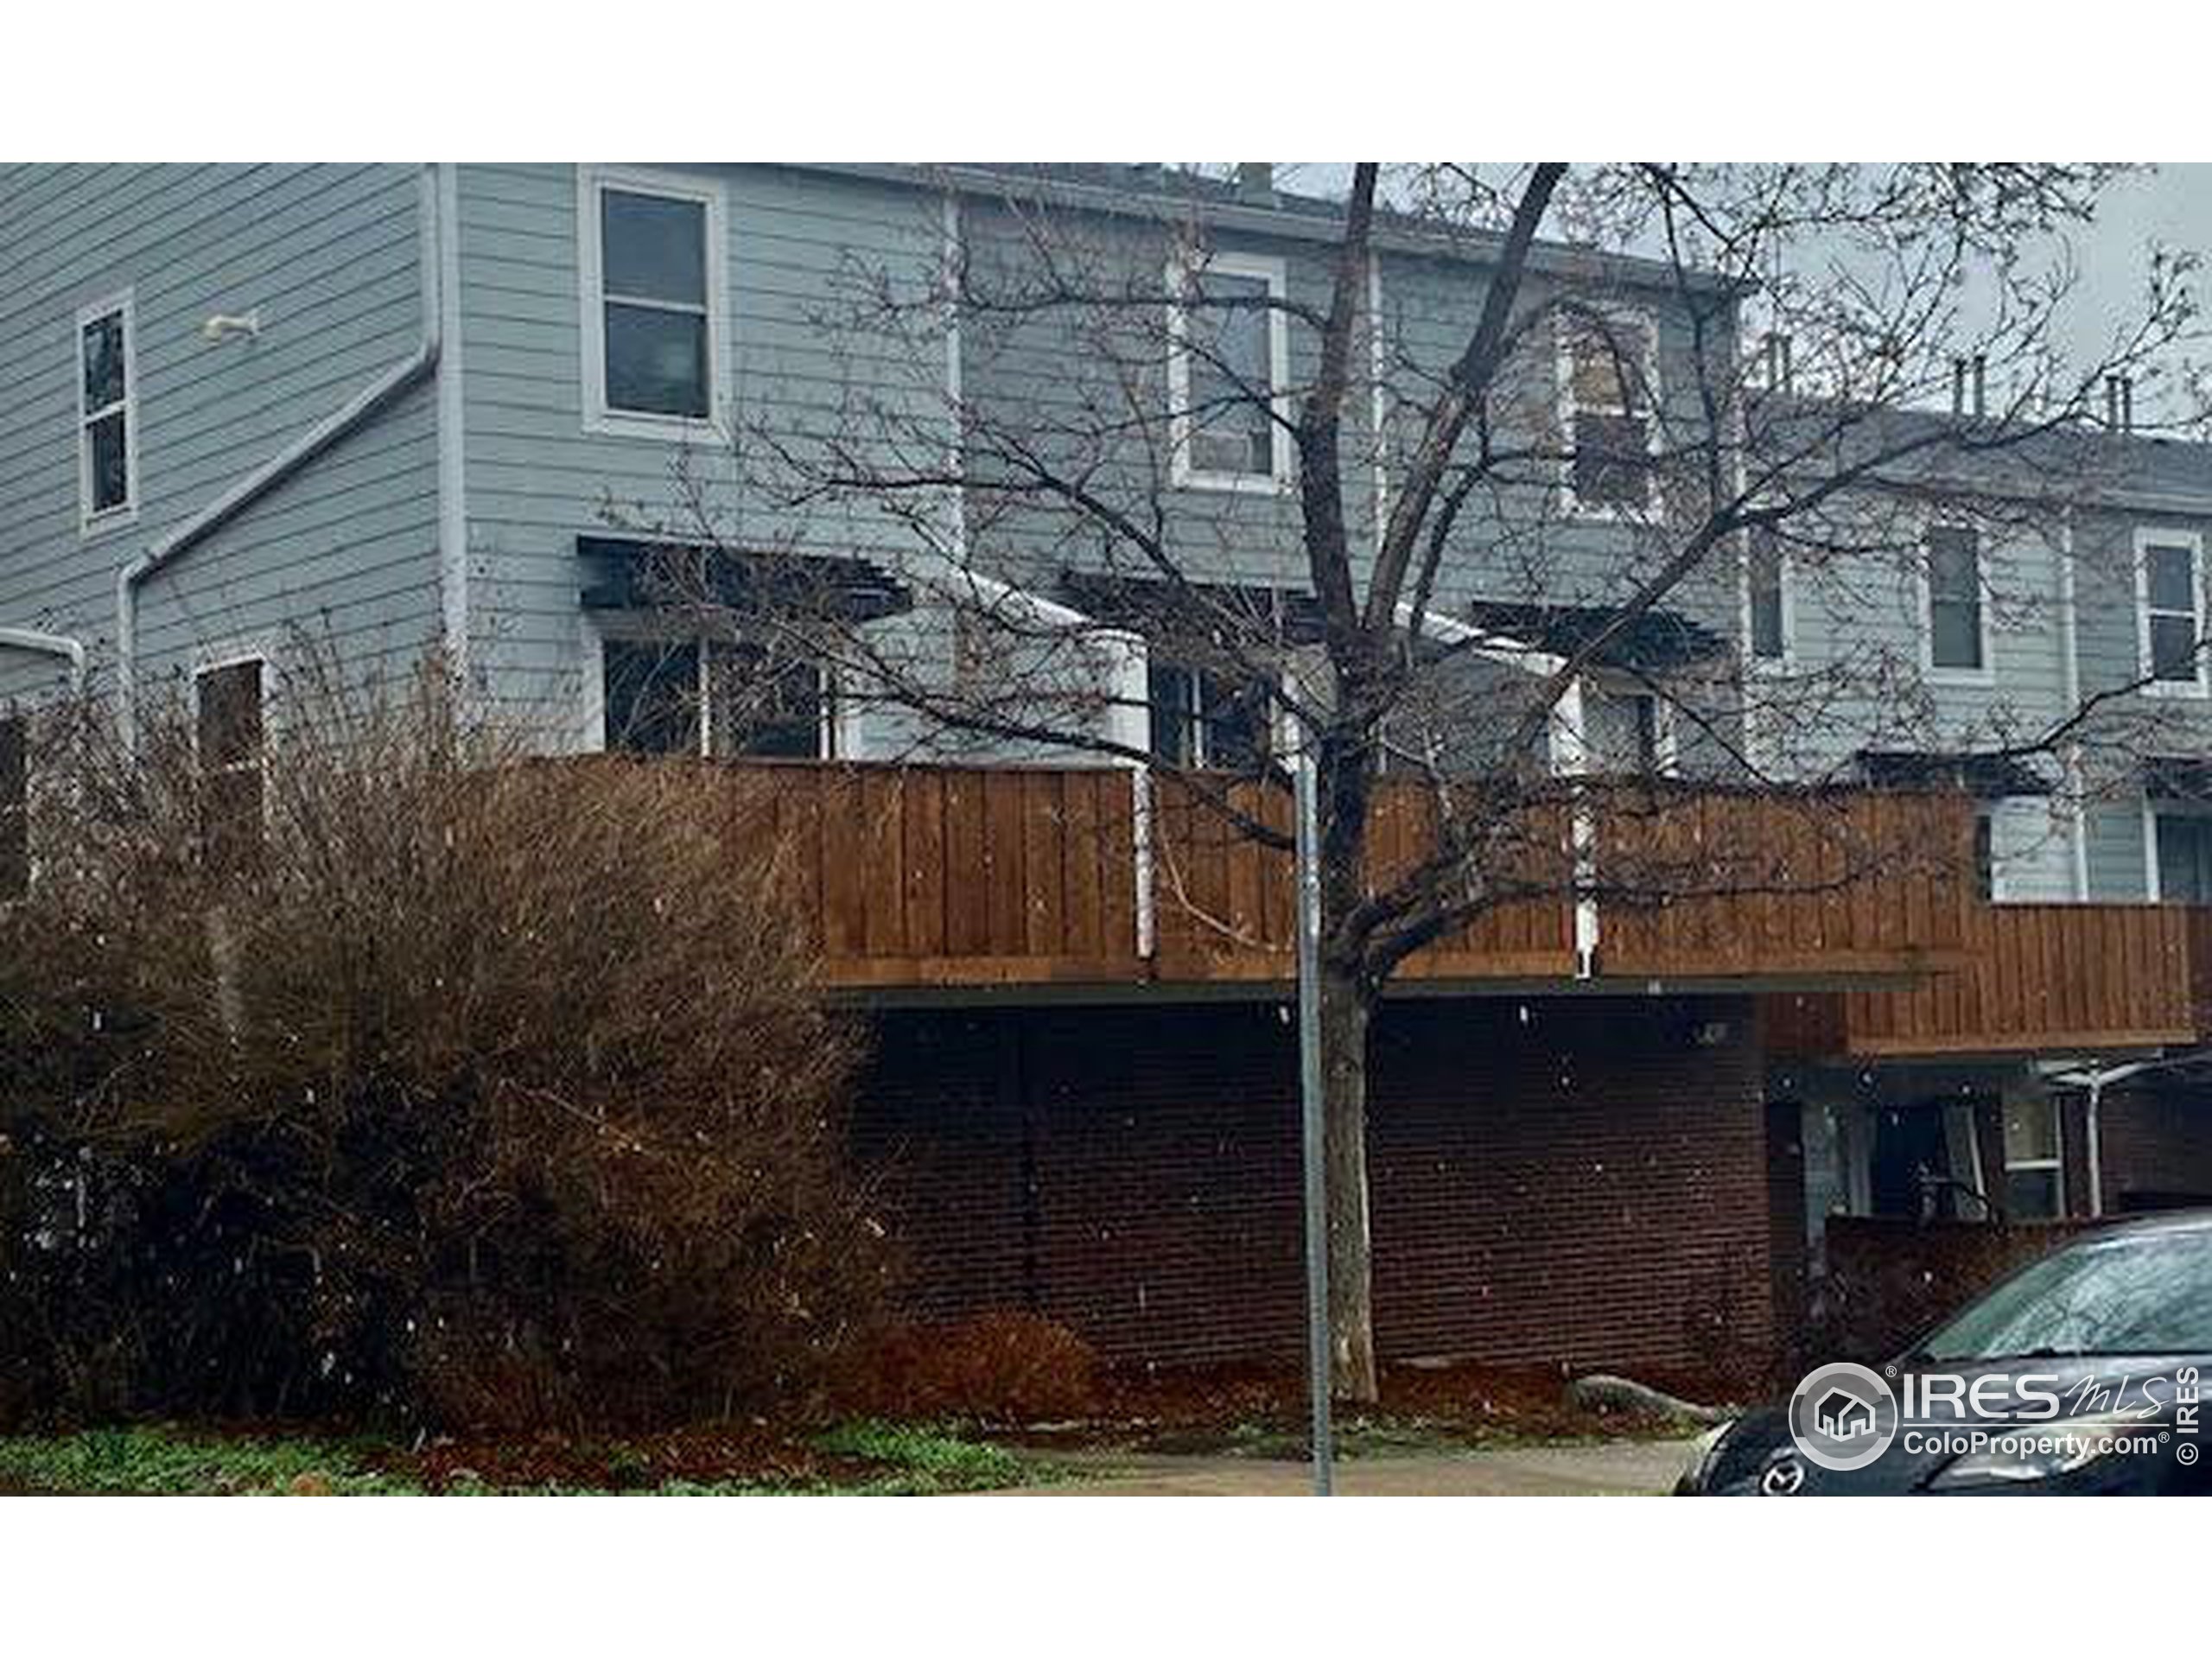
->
left=2106, top=374, right=2134, bottom=433
left=1951, top=358, right=1968, bottom=416
left=1971, top=356, right=1986, bottom=418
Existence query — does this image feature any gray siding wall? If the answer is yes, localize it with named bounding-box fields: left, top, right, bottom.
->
left=0, top=164, right=441, bottom=716
left=2073, top=500, right=2212, bottom=899
left=454, top=163, right=951, bottom=750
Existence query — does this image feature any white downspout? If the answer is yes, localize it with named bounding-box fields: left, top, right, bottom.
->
left=0, top=627, right=88, bottom=694
left=1554, top=675, right=1599, bottom=977
left=2057, top=505, right=2089, bottom=899
left=116, top=162, right=448, bottom=750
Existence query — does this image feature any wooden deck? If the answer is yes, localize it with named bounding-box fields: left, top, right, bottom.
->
left=1766, top=902, right=2201, bottom=1058
left=661, top=758, right=1993, bottom=998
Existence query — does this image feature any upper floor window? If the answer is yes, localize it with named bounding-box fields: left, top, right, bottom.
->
left=1147, top=663, right=1269, bottom=770
left=1746, top=525, right=1789, bottom=662
left=1, top=715, right=28, bottom=900
left=601, top=635, right=836, bottom=760
left=2138, top=528, right=2207, bottom=695
left=1560, top=308, right=1657, bottom=515
left=1167, top=252, right=1291, bottom=491
left=195, top=658, right=266, bottom=876
left=2154, top=810, right=2212, bottom=904
left=580, top=169, right=725, bottom=435
left=78, top=292, right=137, bottom=530
left=1924, top=524, right=1986, bottom=675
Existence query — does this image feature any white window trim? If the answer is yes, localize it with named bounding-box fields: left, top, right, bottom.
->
left=1586, top=677, right=1679, bottom=779
left=2002, top=1090, right=2065, bottom=1219
left=577, top=165, right=730, bottom=442
left=1554, top=302, right=1662, bottom=522
left=1916, top=515, right=1996, bottom=686
left=76, top=288, right=139, bottom=535
left=2145, top=794, right=2212, bottom=904
left=2133, top=525, right=2209, bottom=699
left=1166, top=250, right=1294, bottom=494
left=583, top=620, right=842, bottom=760
left=1742, top=524, right=1796, bottom=669
left=190, top=646, right=272, bottom=836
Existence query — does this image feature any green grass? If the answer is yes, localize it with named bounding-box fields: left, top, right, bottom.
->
left=0, top=1425, right=414, bottom=1496
left=0, top=1421, right=1057, bottom=1497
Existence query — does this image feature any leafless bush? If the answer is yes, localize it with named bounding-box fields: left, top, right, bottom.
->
left=0, top=651, right=890, bottom=1430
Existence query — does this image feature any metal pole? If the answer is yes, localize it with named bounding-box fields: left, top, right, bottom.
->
left=1294, top=732, right=1333, bottom=1496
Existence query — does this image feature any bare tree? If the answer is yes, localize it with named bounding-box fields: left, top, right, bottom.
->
left=609, top=162, right=2206, bottom=1402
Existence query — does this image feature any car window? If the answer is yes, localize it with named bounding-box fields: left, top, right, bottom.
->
left=1919, top=1231, right=2212, bottom=1360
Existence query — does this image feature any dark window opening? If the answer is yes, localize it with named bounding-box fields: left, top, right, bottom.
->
left=1, top=715, right=28, bottom=900
left=602, top=637, right=834, bottom=760
left=1147, top=663, right=1268, bottom=771
left=1747, top=527, right=1786, bottom=660
left=196, top=660, right=265, bottom=876
left=2156, top=811, right=2212, bottom=904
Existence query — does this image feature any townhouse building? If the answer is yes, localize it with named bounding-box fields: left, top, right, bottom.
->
left=5, top=162, right=2211, bottom=1381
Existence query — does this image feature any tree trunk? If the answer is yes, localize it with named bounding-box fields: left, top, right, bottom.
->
left=1319, top=957, right=1377, bottom=1403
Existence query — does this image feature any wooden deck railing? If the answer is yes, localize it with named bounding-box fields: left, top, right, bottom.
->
left=1595, top=787, right=1974, bottom=979
left=1147, top=775, right=1576, bottom=982
left=1767, top=902, right=2200, bottom=1058
left=647, top=758, right=1996, bottom=996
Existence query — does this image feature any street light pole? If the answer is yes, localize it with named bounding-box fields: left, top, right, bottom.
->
left=1294, top=728, right=1334, bottom=1497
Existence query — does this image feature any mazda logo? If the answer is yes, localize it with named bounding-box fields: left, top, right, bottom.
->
left=1759, top=1457, right=1807, bottom=1496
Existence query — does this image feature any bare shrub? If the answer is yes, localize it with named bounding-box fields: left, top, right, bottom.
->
left=0, top=651, right=890, bottom=1430
left=835, top=1312, right=1099, bottom=1424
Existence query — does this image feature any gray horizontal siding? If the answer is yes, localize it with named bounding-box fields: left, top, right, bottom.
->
left=0, top=163, right=442, bottom=715
left=455, top=162, right=951, bottom=740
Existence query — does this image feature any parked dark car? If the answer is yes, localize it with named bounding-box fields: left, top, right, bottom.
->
left=1679, top=1211, right=2212, bottom=1494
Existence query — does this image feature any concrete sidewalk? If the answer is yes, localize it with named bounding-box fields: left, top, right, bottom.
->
left=1001, top=1437, right=1700, bottom=1496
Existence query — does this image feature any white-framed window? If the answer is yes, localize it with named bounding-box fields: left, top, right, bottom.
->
left=2136, top=526, right=2208, bottom=696
left=2152, top=805, right=2212, bottom=904
left=2002, top=1093, right=2064, bottom=1220
left=76, top=289, right=137, bottom=531
left=599, top=634, right=837, bottom=760
left=1973, top=805, right=1998, bottom=903
left=578, top=167, right=728, bottom=437
left=194, top=655, right=266, bottom=875
left=1922, top=521, right=1991, bottom=678
left=0, top=713, right=28, bottom=900
left=1166, top=251, right=1293, bottom=492
left=1557, top=305, right=1660, bottom=517
left=1745, top=524, right=1792, bottom=664
left=1147, top=662, right=1270, bottom=770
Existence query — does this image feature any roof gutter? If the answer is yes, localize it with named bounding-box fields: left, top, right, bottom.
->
left=114, top=162, right=447, bottom=749
left=0, top=626, right=88, bottom=693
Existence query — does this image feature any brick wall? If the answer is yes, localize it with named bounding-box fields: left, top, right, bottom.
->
left=855, top=993, right=1774, bottom=1376
left=2098, top=1082, right=2212, bottom=1212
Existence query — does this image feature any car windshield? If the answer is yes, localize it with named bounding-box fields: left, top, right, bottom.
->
left=1918, top=1229, right=2212, bottom=1362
